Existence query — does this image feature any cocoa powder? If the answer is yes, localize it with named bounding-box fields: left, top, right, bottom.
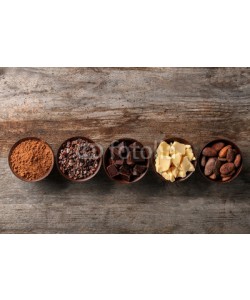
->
left=10, top=139, right=53, bottom=181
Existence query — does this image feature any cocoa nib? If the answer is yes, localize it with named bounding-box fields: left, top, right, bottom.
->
left=58, top=138, right=100, bottom=180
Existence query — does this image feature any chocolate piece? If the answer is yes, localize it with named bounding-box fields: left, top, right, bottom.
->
left=114, top=159, right=123, bottom=165
left=117, top=142, right=127, bottom=155
left=126, top=152, right=135, bottom=165
left=110, top=147, right=121, bottom=159
left=110, top=143, right=128, bottom=159
left=109, top=158, right=115, bottom=165
left=105, top=139, right=149, bottom=183
left=133, top=164, right=147, bottom=174
left=119, top=165, right=131, bottom=182
left=119, top=165, right=131, bottom=176
left=132, top=167, right=139, bottom=176
left=129, top=142, right=141, bottom=150
left=120, top=173, right=131, bottom=181
left=132, top=150, right=146, bottom=163
left=107, top=164, right=119, bottom=177
left=117, top=141, right=126, bottom=149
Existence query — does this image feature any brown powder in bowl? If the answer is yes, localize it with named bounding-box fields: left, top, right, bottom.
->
left=10, top=139, right=54, bottom=181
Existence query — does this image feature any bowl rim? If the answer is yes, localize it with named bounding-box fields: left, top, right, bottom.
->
left=56, top=136, right=103, bottom=182
left=8, top=137, right=55, bottom=183
left=198, top=138, right=243, bottom=183
left=103, top=137, right=150, bottom=184
left=151, top=136, right=197, bottom=183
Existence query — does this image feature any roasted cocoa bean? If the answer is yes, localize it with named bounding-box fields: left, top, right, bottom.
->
left=220, top=162, right=235, bottom=175
left=212, top=142, right=225, bottom=152
left=219, top=145, right=232, bottom=158
left=218, top=157, right=227, bottom=162
left=209, top=173, right=216, bottom=180
left=222, top=176, right=231, bottom=182
left=214, top=159, right=222, bottom=176
left=226, top=148, right=235, bottom=162
left=202, top=147, right=217, bottom=157
left=201, top=155, right=206, bottom=167
left=204, top=157, right=216, bottom=176
left=234, top=154, right=241, bottom=168
left=221, top=169, right=235, bottom=177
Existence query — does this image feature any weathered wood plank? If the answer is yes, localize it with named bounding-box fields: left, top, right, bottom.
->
left=0, top=68, right=249, bottom=233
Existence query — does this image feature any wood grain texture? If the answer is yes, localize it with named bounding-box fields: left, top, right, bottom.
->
left=0, top=67, right=249, bottom=233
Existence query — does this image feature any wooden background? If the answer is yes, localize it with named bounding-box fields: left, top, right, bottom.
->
left=0, top=67, right=249, bottom=233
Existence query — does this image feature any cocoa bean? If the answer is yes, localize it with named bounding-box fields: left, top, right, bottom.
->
left=214, top=159, right=222, bottom=176
left=219, top=145, right=232, bottom=158
left=218, top=157, right=227, bottom=162
left=202, top=147, right=217, bottom=157
left=221, top=169, right=235, bottom=177
left=234, top=154, right=241, bottom=168
left=209, top=173, right=217, bottom=180
left=222, top=176, right=231, bottom=182
left=220, top=162, right=235, bottom=175
left=201, top=156, right=206, bottom=167
left=212, top=142, right=225, bottom=152
left=204, top=157, right=216, bottom=176
left=226, top=148, right=235, bottom=162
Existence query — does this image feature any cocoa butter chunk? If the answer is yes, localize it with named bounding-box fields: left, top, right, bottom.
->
left=212, top=142, right=225, bottom=152
left=220, top=162, right=235, bottom=175
left=107, top=164, right=119, bottom=177
left=204, top=158, right=216, bottom=176
left=202, top=147, right=217, bottom=157
left=226, top=148, right=235, bottom=162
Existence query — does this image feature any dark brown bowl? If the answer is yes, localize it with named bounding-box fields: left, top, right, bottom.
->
left=103, top=138, right=150, bottom=184
left=198, top=138, right=243, bottom=183
left=56, top=136, right=102, bottom=182
left=8, top=137, right=55, bottom=182
left=152, top=137, right=197, bottom=182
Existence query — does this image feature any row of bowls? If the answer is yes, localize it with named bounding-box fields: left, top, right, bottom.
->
left=8, top=136, right=243, bottom=183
